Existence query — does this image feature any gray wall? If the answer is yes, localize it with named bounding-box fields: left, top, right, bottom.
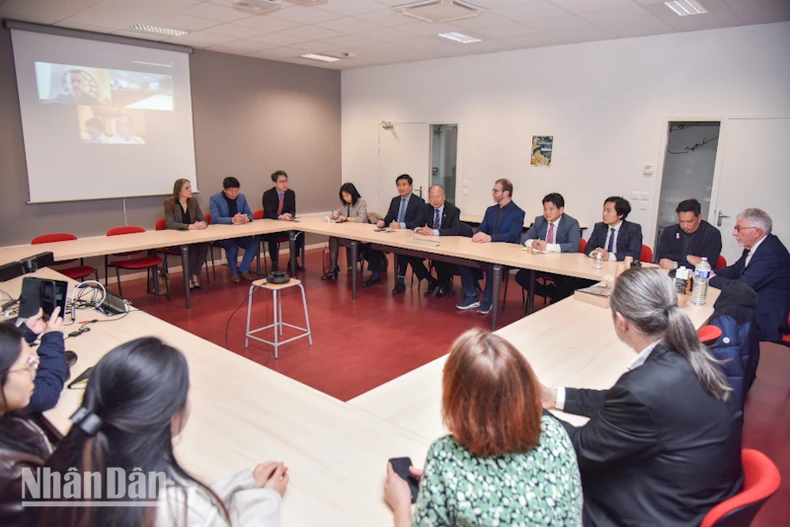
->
left=0, top=28, right=341, bottom=247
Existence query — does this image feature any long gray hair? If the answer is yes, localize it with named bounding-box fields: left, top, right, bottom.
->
left=610, top=268, right=731, bottom=401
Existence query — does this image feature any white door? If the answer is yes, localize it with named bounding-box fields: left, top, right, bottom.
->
left=712, top=117, right=790, bottom=265
left=377, top=123, right=429, bottom=215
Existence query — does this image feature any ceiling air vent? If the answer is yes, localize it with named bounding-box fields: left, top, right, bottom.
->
left=232, top=0, right=282, bottom=14
left=392, top=0, right=486, bottom=24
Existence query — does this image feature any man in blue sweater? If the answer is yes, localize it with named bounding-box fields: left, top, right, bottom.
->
left=456, top=178, right=525, bottom=315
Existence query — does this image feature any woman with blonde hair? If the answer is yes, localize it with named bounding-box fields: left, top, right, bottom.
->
left=384, top=328, right=582, bottom=526
left=164, top=178, right=209, bottom=289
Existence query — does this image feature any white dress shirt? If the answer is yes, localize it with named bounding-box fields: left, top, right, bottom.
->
left=526, top=215, right=562, bottom=253
left=397, top=194, right=412, bottom=229
left=555, top=339, right=663, bottom=411
left=744, top=234, right=768, bottom=268
left=414, top=204, right=444, bottom=236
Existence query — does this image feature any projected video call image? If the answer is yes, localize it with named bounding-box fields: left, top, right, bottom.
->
left=108, top=69, right=174, bottom=111
left=35, top=62, right=111, bottom=106
left=34, top=61, right=174, bottom=146
left=77, top=107, right=147, bottom=144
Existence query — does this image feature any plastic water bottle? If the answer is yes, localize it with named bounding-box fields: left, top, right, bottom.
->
left=691, top=257, right=711, bottom=306
left=593, top=252, right=604, bottom=270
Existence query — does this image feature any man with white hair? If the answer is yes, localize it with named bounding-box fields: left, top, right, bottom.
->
left=710, top=208, right=790, bottom=342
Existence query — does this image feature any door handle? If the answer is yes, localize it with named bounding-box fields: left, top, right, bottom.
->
left=717, top=210, right=730, bottom=227
left=417, top=186, right=423, bottom=198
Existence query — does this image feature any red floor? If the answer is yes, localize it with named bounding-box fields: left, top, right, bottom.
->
left=113, top=248, right=788, bottom=526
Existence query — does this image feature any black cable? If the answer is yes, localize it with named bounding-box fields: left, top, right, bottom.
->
left=224, top=283, right=273, bottom=366
left=667, top=134, right=719, bottom=155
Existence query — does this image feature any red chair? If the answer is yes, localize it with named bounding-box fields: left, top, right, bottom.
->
left=579, top=238, right=587, bottom=254
left=700, top=449, right=780, bottom=527
left=698, top=325, right=722, bottom=346
left=716, top=255, right=727, bottom=269
left=105, top=226, right=169, bottom=300
left=154, top=219, right=212, bottom=283
left=31, top=233, right=99, bottom=282
left=639, top=244, right=653, bottom=264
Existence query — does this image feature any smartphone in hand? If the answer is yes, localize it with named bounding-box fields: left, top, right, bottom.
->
left=388, top=457, right=419, bottom=503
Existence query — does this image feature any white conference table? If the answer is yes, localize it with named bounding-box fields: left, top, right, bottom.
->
left=4, top=216, right=623, bottom=329
left=292, top=217, right=620, bottom=329
left=2, top=268, right=431, bottom=526
left=0, top=220, right=294, bottom=309
left=349, top=288, right=719, bottom=439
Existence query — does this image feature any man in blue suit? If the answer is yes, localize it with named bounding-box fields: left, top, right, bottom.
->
left=515, top=193, right=581, bottom=301
left=711, top=208, right=790, bottom=342
left=209, top=177, right=259, bottom=283
left=585, top=196, right=643, bottom=262
left=456, top=178, right=525, bottom=314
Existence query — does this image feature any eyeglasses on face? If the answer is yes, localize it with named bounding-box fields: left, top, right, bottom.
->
left=9, top=355, right=40, bottom=380
left=733, top=226, right=757, bottom=233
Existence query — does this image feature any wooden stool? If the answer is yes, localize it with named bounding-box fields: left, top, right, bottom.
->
left=245, top=278, right=312, bottom=359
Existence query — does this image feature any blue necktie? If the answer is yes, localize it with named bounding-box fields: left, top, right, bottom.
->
left=434, top=209, right=441, bottom=230
left=606, top=227, right=616, bottom=252
left=397, top=198, right=407, bottom=223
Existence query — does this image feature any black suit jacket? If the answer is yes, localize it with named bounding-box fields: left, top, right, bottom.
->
left=383, top=194, right=425, bottom=230
left=423, top=201, right=461, bottom=236
left=558, top=342, right=743, bottom=527
left=262, top=187, right=296, bottom=219
left=710, top=234, right=790, bottom=342
left=585, top=220, right=643, bottom=261
left=655, top=220, right=722, bottom=266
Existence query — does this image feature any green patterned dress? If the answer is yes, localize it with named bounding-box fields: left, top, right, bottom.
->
left=411, top=415, right=582, bottom=526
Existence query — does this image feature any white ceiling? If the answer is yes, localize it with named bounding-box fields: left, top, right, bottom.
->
left=1, top=0, right=788, bottom=70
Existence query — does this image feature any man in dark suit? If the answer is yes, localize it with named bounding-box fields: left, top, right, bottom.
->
left=456, top=178, right=525, bottom=314
left=542, top=268, right=743, bottom=527
left=412, top=185, right=462, bottom=298
left=585, top=196, right=643, bottom=262
left=515, top=193, right=581, bottom=301
left=363, top=174, right=426, bottom=294
left=711, top=208, right=790, bottom=342
left=656, top=198, right=722, bottom=270
left=262, top=169, right=303, bottom=271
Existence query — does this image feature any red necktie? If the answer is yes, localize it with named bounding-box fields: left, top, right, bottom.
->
left=546, top=222, right=555, bottom=244
left=277, top=193, right=284, bottom=215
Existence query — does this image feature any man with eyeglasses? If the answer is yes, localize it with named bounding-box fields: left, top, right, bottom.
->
left=456, top=178, right=525, bottom=314
left=710, top=208, right=790, bottom=342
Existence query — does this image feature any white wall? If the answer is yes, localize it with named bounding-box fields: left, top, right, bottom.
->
left=341, top=22, right=790, bottom=247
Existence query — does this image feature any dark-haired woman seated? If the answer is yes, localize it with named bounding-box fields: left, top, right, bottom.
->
left=33, top=337, right=288, bottom=527
left=0, top=309, right=64, bottom=526
left=322, top=182, right=368, bottom=280
left=384, top=328, right=582, bottom=526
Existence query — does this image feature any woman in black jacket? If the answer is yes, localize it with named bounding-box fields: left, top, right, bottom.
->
left=542, top=268, right=743, bottom=526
